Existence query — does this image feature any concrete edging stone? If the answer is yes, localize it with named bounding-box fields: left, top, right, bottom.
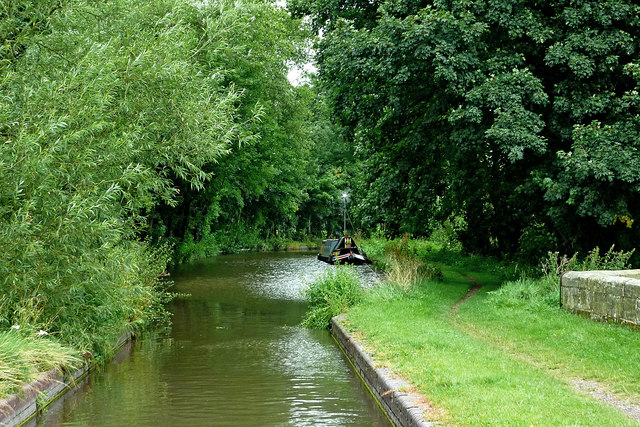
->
left=331, top=315, right=433, bottom=427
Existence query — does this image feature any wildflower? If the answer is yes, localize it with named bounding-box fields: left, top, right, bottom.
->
left=10, top=324, right=20, bottom=330
left=37, top=330, right=49, bottom=336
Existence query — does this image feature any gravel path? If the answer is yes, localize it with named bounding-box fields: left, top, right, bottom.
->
left=572, top=379, right=640, bottom=423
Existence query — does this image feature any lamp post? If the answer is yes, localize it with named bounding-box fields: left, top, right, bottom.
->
left=342, top=193, right=348, bottom=233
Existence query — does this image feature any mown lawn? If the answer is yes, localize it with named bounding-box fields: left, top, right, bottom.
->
left=344, top=267, right=640, bottom=426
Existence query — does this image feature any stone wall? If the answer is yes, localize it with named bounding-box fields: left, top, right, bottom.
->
left=561, top=270, right=640, bottom=327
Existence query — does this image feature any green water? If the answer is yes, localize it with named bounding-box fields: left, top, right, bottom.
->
left=35, top=251, right=389, bottom=426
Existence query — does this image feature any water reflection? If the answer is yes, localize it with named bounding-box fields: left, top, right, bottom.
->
left=35, top=251, right=389, bottom=426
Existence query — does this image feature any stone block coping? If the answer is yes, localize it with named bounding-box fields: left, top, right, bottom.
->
left=331, top=314, right=433, bottom=427
left=562, top=270, right=640, bottom=327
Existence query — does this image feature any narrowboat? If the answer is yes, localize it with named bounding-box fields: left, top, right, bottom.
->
left=317, top=235, right=371, bottom=265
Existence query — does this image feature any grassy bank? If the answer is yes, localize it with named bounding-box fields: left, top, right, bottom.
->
left=333, top=238, right=640, bottom=425
left=0, top=331, right=79, bottom=399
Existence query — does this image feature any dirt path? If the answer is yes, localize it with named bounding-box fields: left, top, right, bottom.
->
left=572, top=379, right=640, bottom=422
left=451, top=274, right=483, bottom=313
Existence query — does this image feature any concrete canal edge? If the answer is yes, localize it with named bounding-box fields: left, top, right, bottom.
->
left=331, top=315, right=433, bottom=427
left=0, top=332, right=132, bottom=427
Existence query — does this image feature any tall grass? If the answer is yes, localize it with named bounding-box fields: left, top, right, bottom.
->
left=385, top=236, right=426, bottom=291
left=0, top=331, right=79, bottom=399
left=361, top=235, right=518, bottom=284
left=489, top=245, right=636, bottom=310
left=360, top=235, right=443, bottom=291
left=301, top=266, right=363, bottom=329
left=387, top=255, right=425, bottom=291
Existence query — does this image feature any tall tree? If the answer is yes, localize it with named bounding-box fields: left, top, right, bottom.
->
left=151, top=0, right=335, bottom=258
left=0, top=0, right=245, bottom=353
left=290, top=0, right=640, bottom=258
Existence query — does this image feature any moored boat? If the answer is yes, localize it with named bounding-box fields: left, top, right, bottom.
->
left=317, top=235, right=371, bottom=265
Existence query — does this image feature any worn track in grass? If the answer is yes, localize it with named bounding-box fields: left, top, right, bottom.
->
left=455, top=274, right=640, bottom=424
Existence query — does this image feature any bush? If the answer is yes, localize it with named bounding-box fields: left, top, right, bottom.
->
left=301, top=266, right=363, bottom=329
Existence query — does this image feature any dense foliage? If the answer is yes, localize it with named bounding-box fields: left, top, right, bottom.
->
left=2, top=0, right=638, bottom=385
left=142, top=5, right=355, bottom=259
left=289, top=0, right=640, bottom=260
left=0, top=0, right=322, bottom=357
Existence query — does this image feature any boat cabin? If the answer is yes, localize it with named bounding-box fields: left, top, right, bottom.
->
left=317, top=236, right=370, bottom=265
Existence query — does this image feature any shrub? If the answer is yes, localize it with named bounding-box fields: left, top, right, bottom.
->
left=301, top=266, right=362, bottom=329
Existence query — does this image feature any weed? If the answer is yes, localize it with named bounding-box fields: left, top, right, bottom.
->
left=301, top=266, right=362, bottom=329
left=36, top=390, right=50, bottom=410
left=540, top=251, right=578, bottom=278
left=541, top=245, right=635, bottom=278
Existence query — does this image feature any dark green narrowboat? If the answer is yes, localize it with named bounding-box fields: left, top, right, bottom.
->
left=317, top=236, right=371, bottom=265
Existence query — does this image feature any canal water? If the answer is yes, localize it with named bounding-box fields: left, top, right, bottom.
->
left=34, top=251, right=390, bottom=426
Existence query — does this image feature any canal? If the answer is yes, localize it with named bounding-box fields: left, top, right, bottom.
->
left=34, top=251, right=390, bottom=426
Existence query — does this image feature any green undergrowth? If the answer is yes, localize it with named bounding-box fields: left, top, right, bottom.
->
left=301, top=266, right=363, bottom=329
left=345, top=268, right=640, bottom=425
left=282, top=238, right=320, bottom=250
left=360, top=236, right=520, bottom=284
left=0, top=331, right=79, bottom=399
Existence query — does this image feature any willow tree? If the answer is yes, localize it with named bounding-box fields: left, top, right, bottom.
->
left=0, top=0, right=247, bottom=354
left=148, top=0, right=322, bottom=258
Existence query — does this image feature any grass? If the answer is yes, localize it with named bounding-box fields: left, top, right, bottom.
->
left=301, top=266, right=363, bottom=329
left=343, top=264, right=640, bottom=425
left=459, top=280, right=640, bottom=397
left=0, top=331, right=79, bottom=399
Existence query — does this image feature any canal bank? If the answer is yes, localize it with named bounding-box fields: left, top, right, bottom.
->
left=331, top=315, right=432, bottom=427
left=0, top=332, right=132, bottom=427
